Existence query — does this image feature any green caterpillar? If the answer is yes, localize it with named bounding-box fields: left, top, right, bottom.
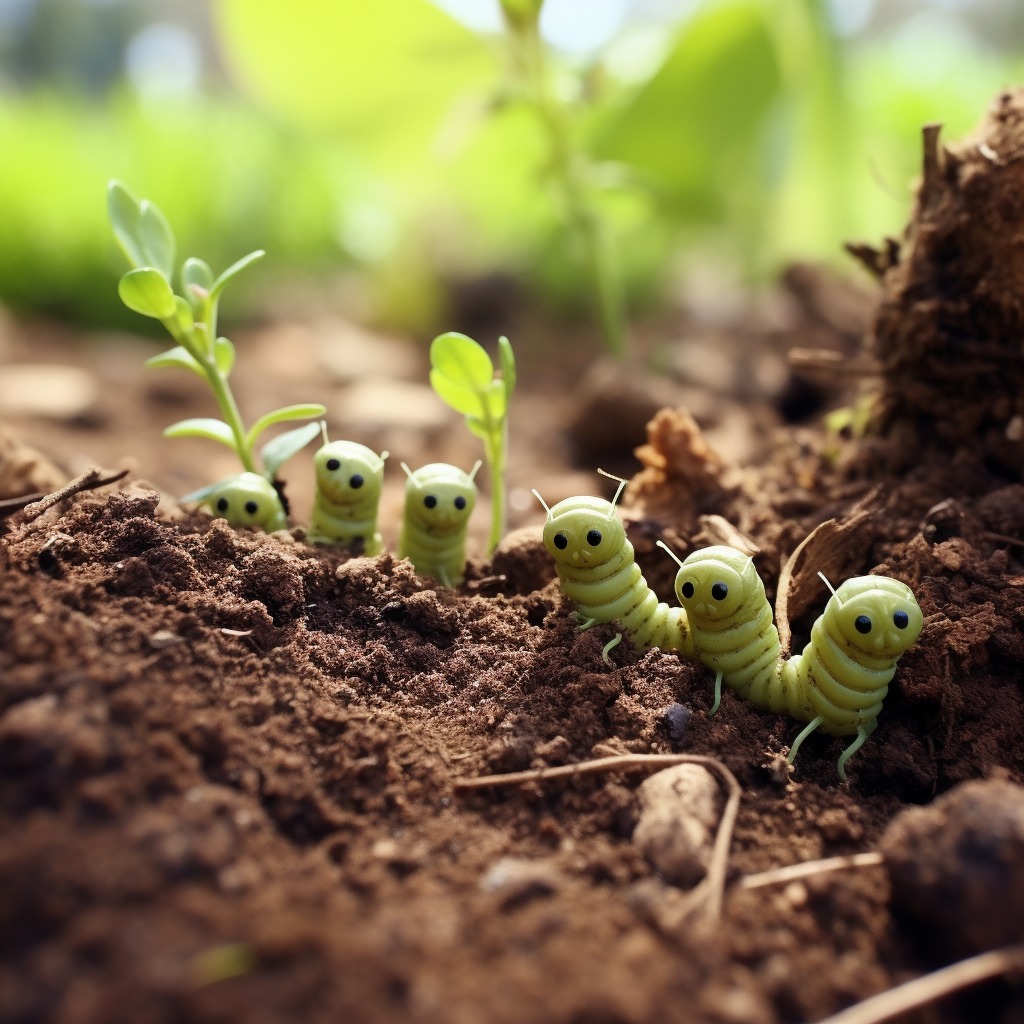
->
left=536, top=475, right=695, bottom=658
left=308, top=430, right=388, bottom=555
left=398, top=461, right=480, bottom=587
left=659, top=543, right=923, bottom=779
left=196, top=472, right=288, bottom=533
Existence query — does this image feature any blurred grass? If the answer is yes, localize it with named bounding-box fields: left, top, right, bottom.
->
left=0, top=0, right=1022, bottom=335
left=0, top=92, right=355, bottom=328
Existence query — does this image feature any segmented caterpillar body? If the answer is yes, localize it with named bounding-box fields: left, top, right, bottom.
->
left=539, top=493, right=695, bottom=658
left=398, top=462, right=479, bottom=587
left=664, top=544, right=923, bottom=777
left=309, top=439, right=387, bottom=555
left=202, top=472, right=287, bottom=533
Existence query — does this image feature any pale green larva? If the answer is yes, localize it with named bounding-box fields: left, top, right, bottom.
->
left=660, top=543, right=924, bottom=779
left=308, top=433, right=387, bottom=555
left=537, top=474, right=695, bottom=659
left=397, top=462, right=480, bottom=587
left=201, top=472, right=287, bottom=533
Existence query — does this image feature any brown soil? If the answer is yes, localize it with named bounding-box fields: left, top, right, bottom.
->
left=6, top=91, right=1024, bottom=1024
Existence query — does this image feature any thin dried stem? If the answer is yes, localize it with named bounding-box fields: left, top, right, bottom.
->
left=454, top=754, right=741, bottom=924
left=738, top=851, right=884, bottom=891
left=17, top=468, right=130, bottom=524
left=813, top=944, right=1024, bottom=1024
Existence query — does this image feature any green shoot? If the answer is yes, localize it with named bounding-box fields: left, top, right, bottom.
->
left=429, top=332, right=515, bottom=555
left=108, top=180, right=325, bottom=482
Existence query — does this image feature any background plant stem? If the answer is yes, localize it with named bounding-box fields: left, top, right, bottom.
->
left=512, top=20, right=627, bottom=359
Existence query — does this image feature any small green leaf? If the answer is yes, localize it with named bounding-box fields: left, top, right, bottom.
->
left=164, top=418, right=238, bottom=452
left=245, top=403, right=326, bottom=449
left=107, top=180, right=175, bottom=279
left=145, top=346, right=204, bottom=376
left=498, top=335, right=516, bottom=404
left=430, top=332, right=494, bottom=391
left=172, top=296, right=194, bottom=334
left=483, top=377, right=506, bottom=420
left=210, top=250, right=265, bottom=304
left=214, top=337, right=235, bottom=375
left=118, top=268, right=177, bottom=319
left=182, top=257, right=214, bottom=292
left=428, top=369, right=483, bottom=418
left=261, top=422, right=322, bottom=479
left=138, top=200, right=176, bottom=280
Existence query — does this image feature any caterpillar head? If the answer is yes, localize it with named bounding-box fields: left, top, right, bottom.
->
left=541, top=496, right=626, bottom=568
left=828, top=576, right=923, bottom=656
left=403, top=462, right=478, bottom=531
left=671, top=545, right=759, bottom=623
left=204, top=472, right=286, bottom=532
left=314, top=440, right=385, bottom=505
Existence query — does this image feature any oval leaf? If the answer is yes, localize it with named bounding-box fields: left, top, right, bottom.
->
left=107, top=179, right=145, bottom=269
left=210, top=250, right=265, bottom=304
left=118, top=268, right=177, bottom=319
left=139, top=200, right=176, bottom=280
left=430, top=331, right=494, bottom=390
left=182, top=257, right=214, bottom=292
left=164, top=418, right=239, bottom=452
left=245, top=403, right=326, bottom=449
left=145, top=346, right=203, bottom=376
left=429, top=368, right=483, bottom=418
left=214, top=337, right=235, bottom=375
left=261, top=421, right=322, bottom=479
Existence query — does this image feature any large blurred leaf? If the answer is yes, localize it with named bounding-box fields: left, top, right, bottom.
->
left=594, top=1, right=783, bottom=220
left=107, top=180, right=176, bottom=280
left=214, top=0, right=497, bottom=164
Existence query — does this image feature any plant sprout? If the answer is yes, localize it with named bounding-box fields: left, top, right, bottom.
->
left=107, top=180, right=325, bottom=500
left=429, top=332, right=515, bottom=554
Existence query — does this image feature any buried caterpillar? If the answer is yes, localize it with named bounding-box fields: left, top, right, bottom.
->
left=657, top=543, right=923, bottom=779
left=535, top=471, right=695, bottom=659
left=308, top=424, right=388, bottom=555
left=398, top=461, right=480, bottom=588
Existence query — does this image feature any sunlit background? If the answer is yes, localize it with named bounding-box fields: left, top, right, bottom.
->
left=1, top=0, right=1021, bottom=336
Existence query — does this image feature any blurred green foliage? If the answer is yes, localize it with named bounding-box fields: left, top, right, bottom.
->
left=0, top=0, right=1022, bottom=335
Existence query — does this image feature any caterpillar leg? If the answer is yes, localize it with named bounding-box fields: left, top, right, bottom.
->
left=602, top=633, right=622, bottom=665
left=836, top=727, right=869, bottom=781
left=787, top=715, right=825, bottom=765
left=709, top=672, right=723, bottom=716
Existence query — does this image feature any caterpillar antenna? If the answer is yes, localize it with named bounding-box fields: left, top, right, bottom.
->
left=657, top=539, right=686, bottom=570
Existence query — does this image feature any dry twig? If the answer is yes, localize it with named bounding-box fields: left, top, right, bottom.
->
left=454, top=754, right=741, bottom=924
left=19, top=468, right=129, bottom=523
left=812, top=944, right=1024, bottom=1024
left=738, top=851, right=884, bottom=891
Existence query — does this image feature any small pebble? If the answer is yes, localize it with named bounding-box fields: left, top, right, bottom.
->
left=633, top=764, right=720, bottom=888
left=880, top=778, right=1024, bottom=956
left=480, top=857, right=561, bottom=909
left=661, top=703, right=692, bottom=747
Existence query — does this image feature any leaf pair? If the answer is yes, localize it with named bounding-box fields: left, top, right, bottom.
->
left=429, top=332, right=515, bottom=437
left=163, top=406, right=324, bottom=478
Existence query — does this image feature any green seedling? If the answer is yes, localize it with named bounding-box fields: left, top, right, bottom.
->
left=429, top=332, right=515, bottom=555
left=107, top=180, right=325, bottom=529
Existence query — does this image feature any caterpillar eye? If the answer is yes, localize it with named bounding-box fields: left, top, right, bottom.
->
left=681, top=581, right=694, bottom=599
left=216, top=497, right=229, bottom=512
left=245, top=501, right=258, bottom=515
left=855, top=615, right=872, bottom=634
left=893, top=610, right=909, bottom=629
left=711, top=581, right=728, bottom=601
left=326, top=458, right=340, bottom=471
left=586, top=529, right=602, bottom=546
left=554, top=533, right=568, bottom=550
left=454, top=496, right=466, bottom=510
left=424, top=495, right=437, bottom=509
left=349, top=474, right=364, bottom=489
